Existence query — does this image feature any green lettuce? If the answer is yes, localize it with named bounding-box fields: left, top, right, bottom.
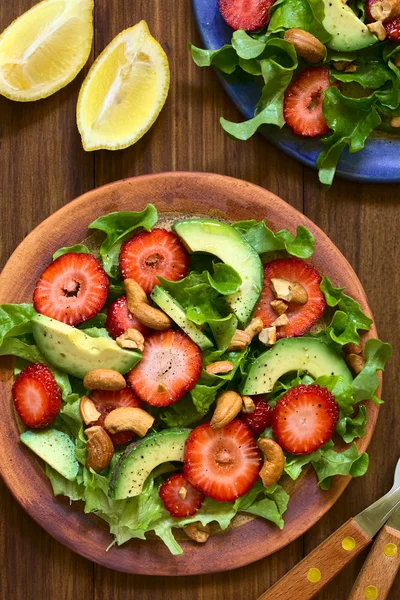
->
left=189, top=43, right=239, bottom=74
left=0, top=303, right=37, bottom=345
left=268, top=0, right=332, bottom=43
left=88, top=205, right=158, bottom=278
left=53, top=244, right=90, bottom=260
left=233, top=220, right=315, bottom=258
left=352, top=338, right=392, bottom=404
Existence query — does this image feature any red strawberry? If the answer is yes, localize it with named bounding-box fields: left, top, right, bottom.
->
left=284, top=67, right=337, bottom=137
left=105, top=295, right=150, bottom=339
left=119, top=229, right=189, bottom=294
left=272, top=384, right=339, bottom=455
left=13, top=363, right=62, bottom=429
left=255, top=257, right=326, bottom=338
left=241, top=396, right=272, bottom=436
left=127, top=330, right=202, bottom=407
left=218, top=0, right=276, bottom=32
left=365, top=0, right=400, bottom=39
left=184, top=420, right=262, bottom=502
left=159, top=473, right=204, bottom=518
left=33, top=253, right=109, bottom=326
left=90, top=388, right=143, bottom=446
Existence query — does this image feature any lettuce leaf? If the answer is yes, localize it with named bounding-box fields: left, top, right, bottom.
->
left=189, top=43, right=239, bottom=74
left=268, top=0, right=332, bottom=43
left=0, top=303, right=37, bottom=345
left=53, top=244, right=90, bottom=260
left=336, top=404, right=367, bottom=443
left=88, top=205, right=158, bottom=278
left=352, top=338, right=392, bottom=404
left=233, top=220, right=315, bottom=258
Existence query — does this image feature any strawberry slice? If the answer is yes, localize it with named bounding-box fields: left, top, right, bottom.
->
left=33, top=252, right=109, bottom=326
left=90, top=388, right=143, bottom=446
left=272, top=384, right=339, bottom=455
left=184, top=420, right=262, bottom=501
left=127, top=330, right=202, bottom=407
left=12, top=363, right=62, bottom=429
left=119, top=229, right=189, bottom=294
left=284, top=67, right=337, bottom=137
left=105, top=295, right=150, bottom=339
left=255, top=257, right=326, bottom=338
left=218, top=0, right=276, bottom=32
left=159, top=473, right=205, bottom=517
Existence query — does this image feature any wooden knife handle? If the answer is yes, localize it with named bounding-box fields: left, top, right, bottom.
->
left=257, top=518, right=371, bottom=600
left=348, top=524, right=400, bottom=600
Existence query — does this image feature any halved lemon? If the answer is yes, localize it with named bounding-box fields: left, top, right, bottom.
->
left=77, top=21, right=170, bottom=151
left=0, top=0, right=94, bottom=102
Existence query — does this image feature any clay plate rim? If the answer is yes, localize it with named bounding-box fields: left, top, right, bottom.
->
left=0, top=172, right=381, bottom=576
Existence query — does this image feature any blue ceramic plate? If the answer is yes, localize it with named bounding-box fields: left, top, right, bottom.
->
left=192, top=0, right=400, bottom=182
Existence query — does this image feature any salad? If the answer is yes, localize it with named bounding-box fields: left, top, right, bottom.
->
left=0, top=204, right=391, bottom=556
left=190, top=0, right=400, bottom=186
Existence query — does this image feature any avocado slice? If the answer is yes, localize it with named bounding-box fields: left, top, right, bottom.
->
left=20, top=429, right=79, bottom=481
left=110, top=428, right=190, bottom=499
left=323, top=0, right=376, bottom=51
left=173, top=219, right=263, bottom=325
left=242, top=337, right=352, bottom=395
left=31, top=314, right=141, bottom=379
left=151, top=286, right=213, bottom=350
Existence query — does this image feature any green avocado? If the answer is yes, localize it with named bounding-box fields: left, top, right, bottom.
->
left=20, top=429, right=79, bottom=481
left=322, top=0, right=377, bottom=51
left=110, top=428, right=190, bottom=499
left=173, top=219, right=263, bottom=325
left=151, top=285, right=213, bottom=350
left=242, top=337, right=352, bottom=395
left=31, top=314, right=141, bottom=379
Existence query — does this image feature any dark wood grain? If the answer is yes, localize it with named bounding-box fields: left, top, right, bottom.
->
left=0, top=1, right=398, bottom=599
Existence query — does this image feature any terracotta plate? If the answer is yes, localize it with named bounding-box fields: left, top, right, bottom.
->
left=0, top=172, right=381, bottom=575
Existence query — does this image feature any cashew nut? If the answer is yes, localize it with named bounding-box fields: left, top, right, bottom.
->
left=258, top=438, right=285, bottom=488
left=391, top=116, right=400, bottom=128
left=283, top=28, right=325, bottom=63
left=367, top=20, right=387, bottom=40
left=241, top=395, right=256, bottom=414
left=259, top=326, right=277, bottom=346
left=343, top=342, right=362, bottom=355
left=184, top=522, right=210, bottom=543
left=116, top=328, right=145, bottom=352
left=85, top=426, right=114, bottom=473
left=83, top=369, right=126, bottom=391
left=245, top=317, right=264, bottom=339
left=270, top=278, right=308, bottom=304
left=205, top=361, right=234, bottom=375
left=272, top=314, right=289, bottom=327
left=210, top=390, right=243, bottom=429
left=104, top=407, right=154, bottom=438
left=270, top=299, right=288, bottom=316
left=124, top=279, right=172, bottom=330
left=346, top=353, right=366, bottom=374
left=80, top=395, right=101, bottom=426
left=228, top=317, right=263, bottom=351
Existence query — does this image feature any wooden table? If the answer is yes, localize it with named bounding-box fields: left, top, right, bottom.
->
left=0, top=1, right=399, bottom=599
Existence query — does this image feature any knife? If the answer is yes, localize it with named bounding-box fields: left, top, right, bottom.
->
left=256, top=458, right=400, bottom=600
left=348, top=504, right=400, bottom=599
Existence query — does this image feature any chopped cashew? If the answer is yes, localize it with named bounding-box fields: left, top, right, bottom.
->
left=104, top=407, right=154, bottom=437
left=85, top=426, right=114, bottom=473
left=116, top=328, right=145, bottom=352
left=259, top=326, right=277, bottom=346
left=227, top=329, right=251, bottom=351
left=270, top=278, right=308, bottom=304
left=124, top=279, right=172, bottom=330
left=345, top=64, right=358, bottom=73
left=258, top=438, right=285, bottom=488
left=241, top=396, right=256, bottom=414
left=272, top=314, right=290, bottom=327
left=184, top=522, right=210, bottom=543
left=370, top=0, right=400, bottom=21
left=178, top=487, right=187, bottom=500
left=333, top=60, right=351, bottom=71
left=343, top=342, right=362, bottom=355
left=83, top=369, right=126, bottom=391
left=270, top=299, right=288, bottom=315
left=346, top=353, right=366, bottom=374
left=367, top=21, right=387, bottom=40
left=391, top=117, right=400, bottom=128
left=210, top=390, right=243, bottom=429
left=80, top=396, right=101, bottom=426
left=205, top=361, right=234, bottom=375
left=244, top=317, right=264, bottom=338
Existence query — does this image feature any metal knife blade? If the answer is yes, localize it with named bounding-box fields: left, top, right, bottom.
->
left=386, top=503, right=400, bottom=530
left=354, top=458, right=400, bottom=538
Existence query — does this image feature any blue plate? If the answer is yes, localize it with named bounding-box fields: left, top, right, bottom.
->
left=192, top=0, right=400, bottom=182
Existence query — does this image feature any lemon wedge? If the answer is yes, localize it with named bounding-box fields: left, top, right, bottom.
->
left=77, top=21, right=170, bottom=151
left=0, top=0, right=94, bottom=102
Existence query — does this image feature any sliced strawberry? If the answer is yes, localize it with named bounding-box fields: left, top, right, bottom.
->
left=90, top=388, right=143, bottom=446
left=272, top=384, right=339, bottom=455
left=119, top=229, right=189, bottom=294
left=184, top=420, right=262, bottom=501
left=105, top=295, right=150, bottom=339
left=13, top=363, right=62, bottom=429
left=33, top=252, right=109, bottom=326
left=255, top=257, right=326, bottom=339
left=284, top=67, right=337, bottom=137
left=159, top=473, right=204, bottom=518
left=127, top=330, right=202, bottom=407
left=241, top=396, right=272, bottom=436
left=218, top=0, right=276, bottom=31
